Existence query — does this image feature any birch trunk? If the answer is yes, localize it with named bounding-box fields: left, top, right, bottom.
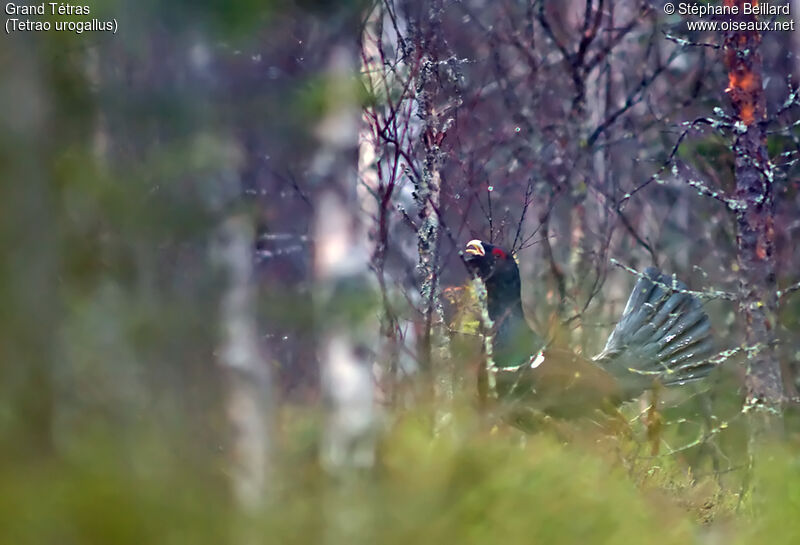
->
left=360, top=3, right=402, bottom=407
left=215, top=214, right=273, bottom=511
left=408, top=0, right=456, bottom=429
left=312, top=45, right=377, bottom=473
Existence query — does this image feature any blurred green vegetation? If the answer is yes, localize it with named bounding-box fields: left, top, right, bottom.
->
left=2, top=402, right=799, bottom=545
left=743, top=446, right=800, bottom=545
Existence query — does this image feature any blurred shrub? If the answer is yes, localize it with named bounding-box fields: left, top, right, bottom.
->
left=2, top=406, right=799, bottom=545
left=738, top=444, right=800, bottom=545
left=0, top=428, right=232, bottom=545
left=264, top=411, right=697, bottom=545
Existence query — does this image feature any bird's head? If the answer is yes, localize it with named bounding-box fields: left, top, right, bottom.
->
left=463, top=239, right=520, bottom=290
left=463, top=239, right=526, bottom=339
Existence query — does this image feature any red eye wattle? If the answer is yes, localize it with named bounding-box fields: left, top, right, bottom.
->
left=492, top=248, right=507, bottom=259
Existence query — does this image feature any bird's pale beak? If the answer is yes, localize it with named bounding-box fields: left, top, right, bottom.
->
left=465, top=240, right=485, bottom=257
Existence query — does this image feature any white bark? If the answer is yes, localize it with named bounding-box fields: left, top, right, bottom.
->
left=215, top=214, right=273, bottom=511
left=313, top=45, right=378, bottom=473
left=316, top=194, right=377, bottom=471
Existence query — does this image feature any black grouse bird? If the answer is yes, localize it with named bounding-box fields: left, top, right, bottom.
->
left=463, top=239, right=715, bottom=419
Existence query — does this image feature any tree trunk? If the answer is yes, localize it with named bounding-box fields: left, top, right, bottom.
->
left=312, top=44, right=377, bottom=472
left=723, top=0, right=784, bottom=424
left=409, top=0, right=456, bottom=429
left=0, top=37, right=58, bottom=456
left=360, top=3, right=402, bottom=407
left=215, top=214, right=274, bottom=511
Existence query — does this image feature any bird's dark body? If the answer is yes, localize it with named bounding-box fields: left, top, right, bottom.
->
left=479, top=248, right=545, bottom=368
left=494, top=348, right=622, bottom=419
left=463, top=239, right=715, bottom=420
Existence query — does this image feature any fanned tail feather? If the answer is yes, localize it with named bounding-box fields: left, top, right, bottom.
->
left=594, top=267, right=715, bottom=395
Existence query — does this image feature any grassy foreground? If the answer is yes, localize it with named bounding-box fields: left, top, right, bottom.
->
left=0, top=400, right=798, bottom=545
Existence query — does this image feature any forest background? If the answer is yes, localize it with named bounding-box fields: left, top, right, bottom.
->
left=2, top=1, right=800, bottom=543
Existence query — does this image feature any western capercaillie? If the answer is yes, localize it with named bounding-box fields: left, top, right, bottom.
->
left=463, top=239, right=715, bottom=420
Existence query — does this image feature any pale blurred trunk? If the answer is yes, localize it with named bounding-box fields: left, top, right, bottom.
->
left=360, top=3, right=401, bottom=407
left=312, top=44, right=377, bottom=473
left=541, top=0, right=602, bottom=347
left=0, top=40, right=56, bottom=454
left=215, top=214, right=274, bottom=511
left=583, top=0, right=612, bottom=355
left=313, top=38, right=379, bottom=545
